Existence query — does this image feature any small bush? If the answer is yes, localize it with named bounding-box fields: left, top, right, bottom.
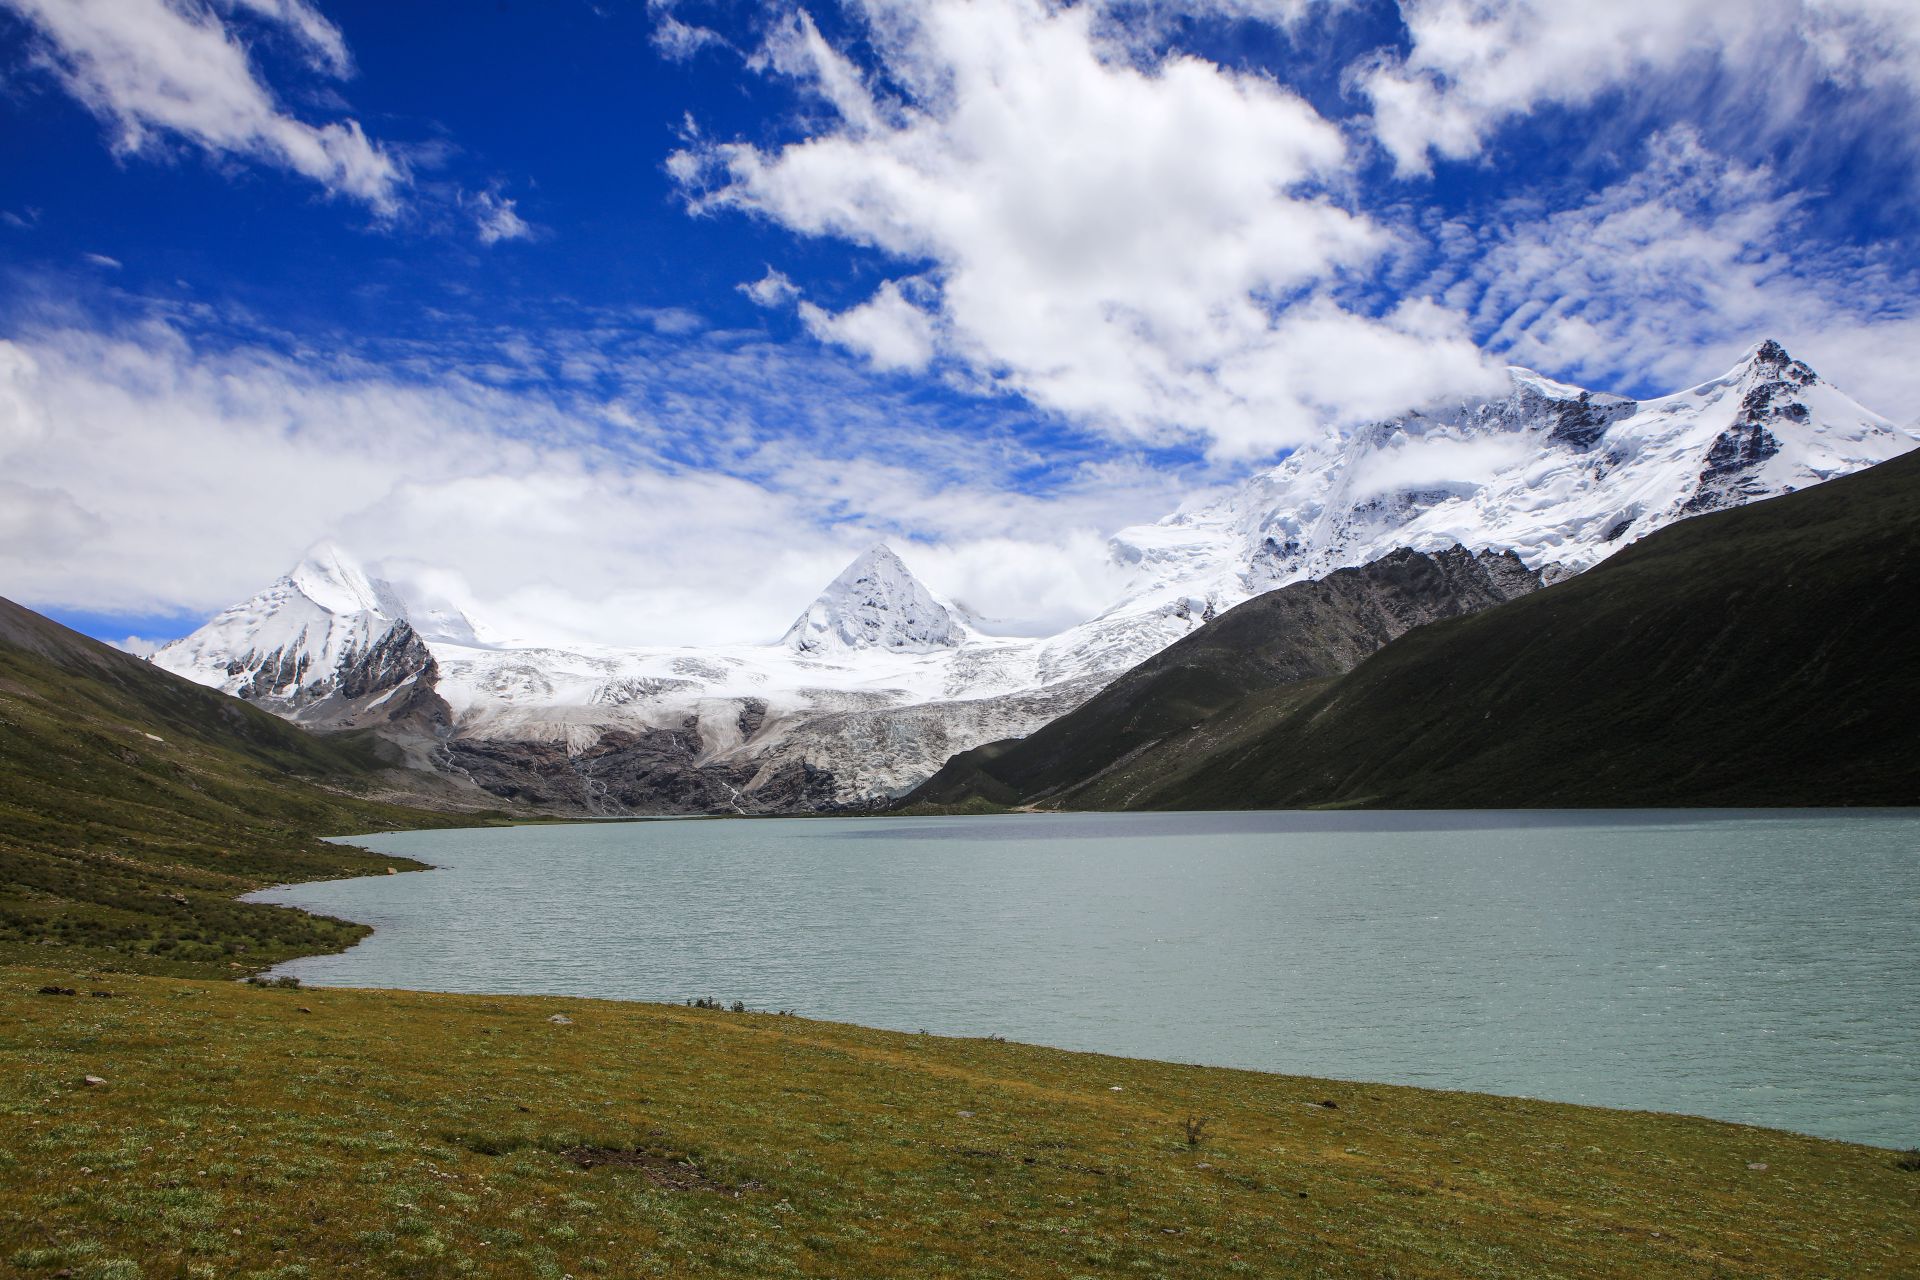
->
left=1183, top=1117, right=1209, bottom=1148
left=1894, top=1149, right=1920, bottom=1172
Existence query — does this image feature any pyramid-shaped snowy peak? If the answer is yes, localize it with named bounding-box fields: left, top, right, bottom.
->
left=782, top=544, right=967, bottom=654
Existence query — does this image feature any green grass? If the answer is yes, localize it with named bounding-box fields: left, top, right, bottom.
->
left=0, top=598, right=493, bottom=977
left=2, top=968, right=1915, bottom=1279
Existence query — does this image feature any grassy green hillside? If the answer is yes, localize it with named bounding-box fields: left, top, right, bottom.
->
left=907, top=450, right=1920, bottom=813
left=3, top=968, right=1915, bottom=1279
left=0, top=598, right=487, bottom=976
left=1149, top=448, right=1920, bottom=809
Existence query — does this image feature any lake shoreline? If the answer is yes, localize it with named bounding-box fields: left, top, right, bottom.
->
left=241, top=810, right=1920, bottom=1151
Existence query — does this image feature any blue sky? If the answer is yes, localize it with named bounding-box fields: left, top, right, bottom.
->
left=2, top=0, right=1916, bottom=648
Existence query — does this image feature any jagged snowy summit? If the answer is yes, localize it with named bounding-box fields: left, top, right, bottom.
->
left=1100, top=338, right=1914, bottom=615
left=155, top=540, right=408, bottom=706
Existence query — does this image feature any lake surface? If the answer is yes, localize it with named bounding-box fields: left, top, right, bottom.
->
left=248, top=810, right=1920, bottom=1148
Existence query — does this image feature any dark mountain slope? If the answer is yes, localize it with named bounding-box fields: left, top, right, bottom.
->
left=1149, top=447, right=1920, bottom=809
left=902, top=546, right=1539, bottom=810
left=0, top=598, right=486, bottom=976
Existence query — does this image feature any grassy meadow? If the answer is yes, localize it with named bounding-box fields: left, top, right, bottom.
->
left=2, top=968, right=1916, bottom=1279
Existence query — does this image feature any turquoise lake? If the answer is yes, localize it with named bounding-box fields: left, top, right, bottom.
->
left=247, top=809, right=1920, bottom=1148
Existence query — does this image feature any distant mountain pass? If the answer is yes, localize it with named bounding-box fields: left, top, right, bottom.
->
left=903, top=545, right=1542, bottom=810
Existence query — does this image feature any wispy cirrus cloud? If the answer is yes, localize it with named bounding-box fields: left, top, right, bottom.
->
left=0, top=297, right=1197, bottom=643
left=0, top=0, right=407, bottom=213
left=1419, top=127, right=1920, bottom=416
left=1362, top=0, right=1920, bottom=183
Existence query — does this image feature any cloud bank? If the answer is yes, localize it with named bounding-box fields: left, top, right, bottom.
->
left=0, top=311, right=1186, bottom=644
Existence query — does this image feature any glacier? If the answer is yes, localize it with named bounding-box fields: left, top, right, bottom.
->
left=154, top=340, right=1917, bottom=812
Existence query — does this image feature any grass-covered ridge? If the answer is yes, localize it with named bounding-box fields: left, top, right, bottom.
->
left=908, top=449, right=1920, bottom=812
left=3, top=968, right=1916, bottom=1279
left=1158, top=446, right=1920, bottom=809
left=0, top=597, right=493, bottom=977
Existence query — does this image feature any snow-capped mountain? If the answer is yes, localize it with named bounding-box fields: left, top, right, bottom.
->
left=155, top=339, right=1915, bottom=812
left=153, top=540, right=452, bottom=728
left=782, top=545, right=970, bottom=653
left=1100, top=339, right=1912, bottom=621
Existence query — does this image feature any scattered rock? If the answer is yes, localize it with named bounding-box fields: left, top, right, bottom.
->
left=298, top=1007, right=312, bottom=1014
left=1747, top=1162, right=1768, bottom=1171
left=38, top=985, right=76, bottom=996
left=547, top=1014, right=573, bottom=1025
left=956, top=1110, right=975, bottom=1118
left=87, top=990, right=115, bottom=999
left=1316, top=1100, right=1339, bottom=1110
left=81, top=1075, right=106, bottom=1088
left=386, top=867, right=397, bottom=875
left=1109, top=1085, right=1124, bottom=1092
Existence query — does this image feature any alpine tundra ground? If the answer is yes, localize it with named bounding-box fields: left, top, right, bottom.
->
left=2, top=967, right=1916, bottom=1280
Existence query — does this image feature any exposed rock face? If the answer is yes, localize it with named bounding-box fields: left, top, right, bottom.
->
left=440, top=720, right=845, bottom=815
left=444, top=725, right=729, bottom=814
left=1548, top=390, right=1639, bottom=451
left=336, top=622, right=435, bottom=701
left=1683, top=345, right=1818, bottom=513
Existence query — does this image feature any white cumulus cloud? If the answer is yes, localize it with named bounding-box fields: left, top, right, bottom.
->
left=798, top=279, right=938, bottom=373
left=471, top=191, right=534, bottom=245
left=675, top=0, right=1504, bottom=458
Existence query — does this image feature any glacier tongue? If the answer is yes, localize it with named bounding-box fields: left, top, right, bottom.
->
left=152, top=340, right=1917, bottom=811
